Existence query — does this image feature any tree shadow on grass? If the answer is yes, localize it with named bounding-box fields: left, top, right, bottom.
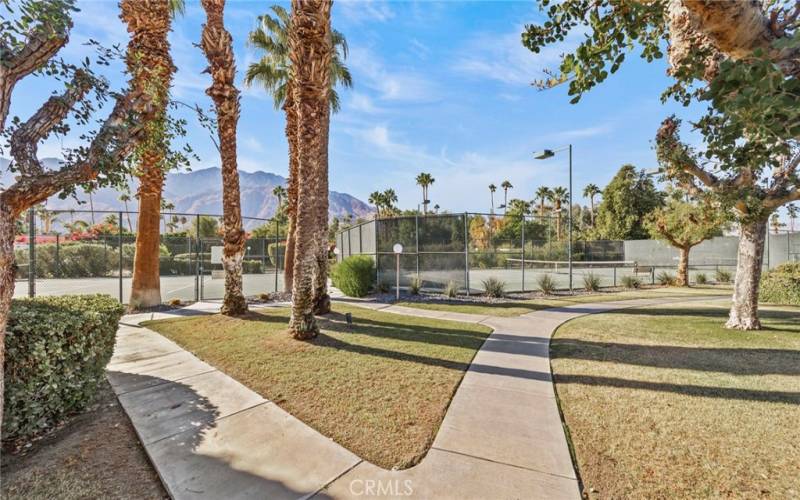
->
left=318, top=311, right=490, bottom=347
left=555, top=374, right=800, bottom=405
left=315, top=332, right=552, bottom=382
left=552, top=339, right=800, bottom=375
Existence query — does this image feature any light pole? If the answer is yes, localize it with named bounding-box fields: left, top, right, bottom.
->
left=534, top=144, right=573, bottom=294
left=393, top=243, right=403, bottom=300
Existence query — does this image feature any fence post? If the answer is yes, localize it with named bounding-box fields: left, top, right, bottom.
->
left=118, top=211, right=123, bottom=303
left=464, top=212, right=470, bottom=295
left=415, top=214, right=420, bottom=281
left=274, top=218, right=279, bottom=293
left=28, top=207, right=35, bottom=297
left=195, top=214, right=200, bottom=302
left=55, top=233, right=60, bottom=278
left=521, top=215, right=526, bottom=292
left=613, top=266, right=617, bottom=287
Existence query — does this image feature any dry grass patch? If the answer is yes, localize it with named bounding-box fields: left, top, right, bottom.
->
left=397, top=286, right=730, bottom=317
left=551, top=302, right=800, bottom=498
left=1, top=381, right=166, bottom=500
left=142, top=304, right=491, bottom=469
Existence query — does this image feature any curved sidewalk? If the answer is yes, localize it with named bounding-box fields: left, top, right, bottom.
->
left=108, top=296, right=712, bottom=499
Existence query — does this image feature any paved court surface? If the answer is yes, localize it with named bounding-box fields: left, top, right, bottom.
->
left=13, top=273, right=285, bottom=303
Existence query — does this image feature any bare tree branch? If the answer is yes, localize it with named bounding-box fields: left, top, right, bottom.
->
left=0, top=18, right=71, bottom=130
left=8, top=70, right=93, bottom=175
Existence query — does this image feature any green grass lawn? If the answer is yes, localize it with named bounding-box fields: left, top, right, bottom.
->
left=142, top=304, right=491, bottom=470
left=396, top=286, right=731, bottom=317
left=551, top=301, right=800, bottom=498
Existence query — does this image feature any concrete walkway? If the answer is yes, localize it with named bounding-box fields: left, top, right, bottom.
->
left=109, top=296, right=715, bottom=499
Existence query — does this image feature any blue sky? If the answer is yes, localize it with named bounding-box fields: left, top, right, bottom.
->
left=9, top=0, right=706, bottom=213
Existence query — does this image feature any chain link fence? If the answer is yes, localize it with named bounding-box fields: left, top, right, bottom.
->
left=337, top=213, right=800, bottom=293
left=13, top=209, right=285, bottom=304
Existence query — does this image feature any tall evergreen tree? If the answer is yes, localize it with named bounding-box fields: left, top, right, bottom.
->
left=592, top=165, right=663, bottom=240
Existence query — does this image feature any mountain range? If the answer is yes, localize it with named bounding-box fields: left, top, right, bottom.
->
left=1, top=158, right=373, bottom=228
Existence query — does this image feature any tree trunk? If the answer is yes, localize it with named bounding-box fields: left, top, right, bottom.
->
left=200, top=0, right=247, bottom=316
left=726, top=218, right=767, bottom=330
left=130, top=166, right=163, bottom=309
left=283, top=83, right=298, bottom=293
left=676, top=245, right=690, bottom=286
left=288, top=0, right=331, bottom=339
left=0, top=206, right=17, bottom=431
left=123, top=0, right=174, bottom=310
left=589, top=198, right=595, bottom=226
left=313, top=101, right=331, bottom=315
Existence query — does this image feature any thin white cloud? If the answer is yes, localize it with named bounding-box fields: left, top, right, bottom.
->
left=338, top=0, right=395, bottom=23
left=453, top=26, right=585, bottom=87
left=348, top=92, right=383, bottom=114
left=540, top=123, right=614, bottom=142
left=348, top=47, right=439, bottom=103
left=243, top=136, right=265, bottom=153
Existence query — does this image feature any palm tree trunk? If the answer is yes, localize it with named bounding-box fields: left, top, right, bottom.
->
left=726, top=218, right=767, bottom=330
left=283, top=82, right=299, bottom=293
left=288, top=0, right=331, bottom=339
left=124, top=0, right=174, bottom=310
left=313, top=101, right=331, bottom=315
left=200, top=0, right=247, bottom=316
left=130, top=165, right=164, bottom=308
left=88, top=190, right=95, bottom=225
left=589, top=197, right=595, bottom=226
left=490, top=192, right=494, bottom=214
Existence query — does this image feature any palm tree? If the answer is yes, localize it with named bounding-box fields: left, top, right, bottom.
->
left=245, top=4, right=352, bottom=295
left=286, top=0, right=333, bottom=339
left=535, top=186, right=552, bottom=217
left=549, top=186, right=569, bottom=239
left=118, top=193, right=134, bottom=232
left=382, top=188, right=398, bottom=214
left=770, top=213, right=785, bottom=235
left=124, top=0, right=178, bottom=310
left=273, top=185, right=287, bottom=211
left=787, top=204, right=798, bottom=233
left=582, top=183, right=601, bottom=226
left=433, top=204, right=440, bottom=213
left=368, top=191, right=382, bottom=217
left=415, top=173, right=434, bottom=214
left=500, top=180, right=512, bottom=214
left=200, top=0, right=247, bottom=315
left=161, top=200, right=175, bottom=233
left=86, top=185, right=96, bottom=225
left=488, top=183, right=497, bottom=214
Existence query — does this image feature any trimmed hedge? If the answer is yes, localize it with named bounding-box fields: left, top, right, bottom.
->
left=4, top=295, right=124, bottom=441
left=760, top=263, right=800, bottom=305
left=331, top=255, right=375, bottom=297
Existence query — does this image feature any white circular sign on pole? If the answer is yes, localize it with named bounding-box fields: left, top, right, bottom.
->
left=393, top=243, right=403, bottom=254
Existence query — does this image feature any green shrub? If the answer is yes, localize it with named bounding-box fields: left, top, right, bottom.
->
left=760, top=263, right=800, bottom=305
left=444, top=281, right=459, bottom=298
left=409, top=277, right=422, bottom=295
left=695, top=273, right=708, bottom=285
left=537, top=274, right=556, bottom=295
left=656, top=271, right=676, bottom=286
left=583, top=272, right=600, bottom=292
left=267, top=242, right=286, bottom=267
left=4, top=295, right=124, bottom=441
left=331, top=256, right=375, bottom=297
left=715, top=269, right=732, bottom=283
left=621, top=275, right=641, bottom=289
left=482, top=277, right=506, bottom=298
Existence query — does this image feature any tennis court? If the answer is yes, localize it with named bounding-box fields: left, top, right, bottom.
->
left=13, top=272, right=284, bottom=303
